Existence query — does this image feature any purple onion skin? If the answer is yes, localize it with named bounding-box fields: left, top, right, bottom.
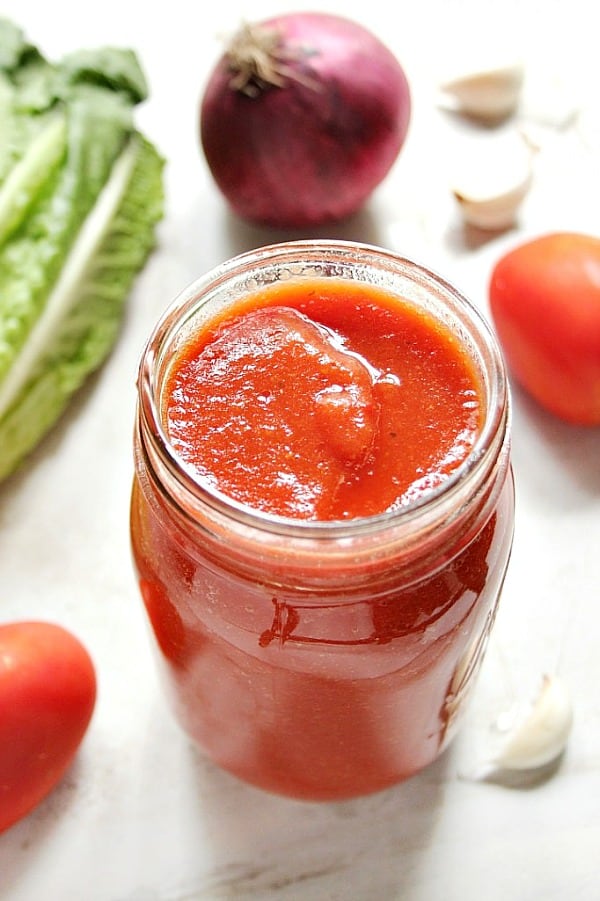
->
left=200, top=13, right=411, bottom=228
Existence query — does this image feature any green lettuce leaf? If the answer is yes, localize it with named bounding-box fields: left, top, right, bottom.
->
left=0, top=19, right=164, bottom=481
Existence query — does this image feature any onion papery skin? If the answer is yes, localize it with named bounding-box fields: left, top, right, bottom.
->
left=200, top=13, right=411, bottom=228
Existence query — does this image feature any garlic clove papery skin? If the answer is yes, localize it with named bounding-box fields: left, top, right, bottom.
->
left=440, top=63, right=525, bottom=121
left=450, top=132, right=534, bottom=231
left=492, top=674, right=574, bottom=772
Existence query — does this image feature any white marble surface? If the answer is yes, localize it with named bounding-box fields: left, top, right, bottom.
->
left=1, top=1, right=599, bottom=898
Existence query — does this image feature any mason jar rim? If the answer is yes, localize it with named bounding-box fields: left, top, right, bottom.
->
left=137, top=239, right=509, bottom=541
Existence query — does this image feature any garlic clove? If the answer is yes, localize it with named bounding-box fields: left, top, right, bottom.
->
left=440, top=63, right=525, bottom=121
left=493, top=674, right=573, bottom=772
left=453, top=176, right=532, bottom=231
left=450, top=131, right=534, bottom=231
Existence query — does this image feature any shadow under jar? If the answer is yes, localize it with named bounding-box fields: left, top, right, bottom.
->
left=130, top=240, right=515, bottom=801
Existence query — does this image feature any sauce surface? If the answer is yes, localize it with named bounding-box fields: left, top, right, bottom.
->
left=164, top=279, right=483, bottom=520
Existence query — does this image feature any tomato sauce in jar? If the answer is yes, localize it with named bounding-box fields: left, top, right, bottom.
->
left=131, top=241, right=514, bottom=800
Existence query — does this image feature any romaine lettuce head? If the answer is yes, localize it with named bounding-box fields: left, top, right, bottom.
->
left=0, top=18, right=164, bottom=481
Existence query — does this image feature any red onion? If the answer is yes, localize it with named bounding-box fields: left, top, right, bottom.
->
left=200, top=12, right=411, bottom=228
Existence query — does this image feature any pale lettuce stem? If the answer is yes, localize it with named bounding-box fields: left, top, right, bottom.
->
left=0, top=114, right=67, bottom=247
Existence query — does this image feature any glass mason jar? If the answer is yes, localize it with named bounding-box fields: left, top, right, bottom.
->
left=130, top=240, right=514, bottom=801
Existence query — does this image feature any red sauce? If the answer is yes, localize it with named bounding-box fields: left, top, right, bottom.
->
left=131, top=271, right=514, bottom=800
left=164, top=279, right=482, bottom=520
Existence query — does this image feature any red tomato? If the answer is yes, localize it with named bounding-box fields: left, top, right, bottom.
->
left=0, top=621, right=96, bottom=834
left=489, top=232, right=600, bottom=425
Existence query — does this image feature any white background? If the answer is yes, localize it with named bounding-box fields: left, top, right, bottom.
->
left=0, top=1, right=599, bottom=898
